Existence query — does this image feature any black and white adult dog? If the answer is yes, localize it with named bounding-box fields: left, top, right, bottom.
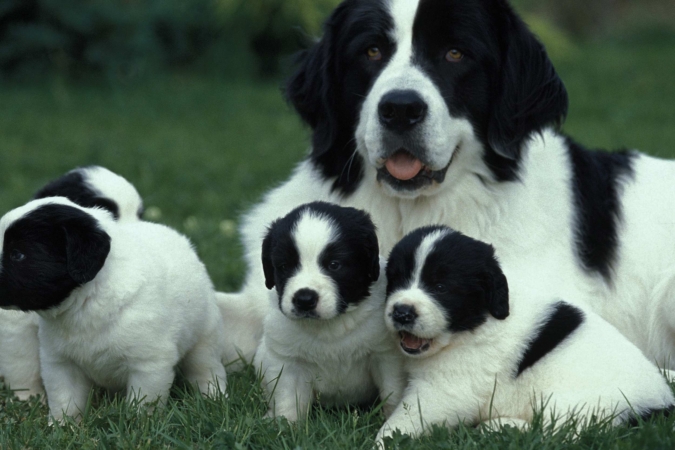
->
left=0, top=166, right=144, bottom=400
left=376, top=226, right=674, bottom=444
left=254, top=202, right=404, bottom=420
left=0, top=198, right=227, bottom=421
left=223, top=0, right=675, bottom=371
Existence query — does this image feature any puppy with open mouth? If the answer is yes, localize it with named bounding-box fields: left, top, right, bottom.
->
left=254, top=202, right=405, bottom=421
left=376, top=226, right=674, bottom=446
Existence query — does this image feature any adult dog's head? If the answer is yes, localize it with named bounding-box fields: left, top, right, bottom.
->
left=385, top=226, right=509, bottom=358
left=286, top=0, right=568, bottom=197
left=262, top=202, right=380, bottom=321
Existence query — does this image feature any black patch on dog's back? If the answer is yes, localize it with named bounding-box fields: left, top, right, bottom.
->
left=567, top=138, right=635, bottom=281
left=516, top=302, right=584, bottom=376
left=34, top=170, right=120, bottom=220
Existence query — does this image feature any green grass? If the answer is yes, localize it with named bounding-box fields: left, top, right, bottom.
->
left=2, top=37, right=675, bottom=448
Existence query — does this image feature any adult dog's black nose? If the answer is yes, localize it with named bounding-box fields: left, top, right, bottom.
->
left=293, top=288, right=319, bottom=312
left=392, top=304, right=418, bottom=325
left=378, top=90, right=428, bottom=133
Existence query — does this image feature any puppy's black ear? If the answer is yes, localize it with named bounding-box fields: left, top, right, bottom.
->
left=356, top=211, right=380, bottom=282
left=483, top=258, right=509, bottom=320
left=261, top=227, right=276, bottom=290
left=367, top=236, right=380, bottom=283
left=488, top=5, right=568, bottom=162
left=63, top=215, right=111, bottom=285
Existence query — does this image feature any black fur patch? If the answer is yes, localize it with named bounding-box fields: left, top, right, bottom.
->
left=625, top=405, right=674, bottom=427
left=386, top=226, right=509, bottom=333
left=34, top=169, right=120, bottom=220
left=0, top=204, right=111, bottom=311
left=566, top=138, right=636, bottom=281
left=516, top=302, right=584, bottom=376
left=286, top=0, right=392, bottom=195
left=262, top=202, right=380, bottom=313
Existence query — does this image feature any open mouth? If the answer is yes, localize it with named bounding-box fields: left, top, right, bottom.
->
left=399, top=331, right=432, bottom=355
left=377, top=146, right=459, bottom=191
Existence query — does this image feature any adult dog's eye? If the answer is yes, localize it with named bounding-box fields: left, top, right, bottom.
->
left=328, top=261, right=342, bottom=271
left=445, top=49, right=464, bottom=62
left=367, top=47, right=382, bottom=61
left=10, top=249, right=25, bottom=262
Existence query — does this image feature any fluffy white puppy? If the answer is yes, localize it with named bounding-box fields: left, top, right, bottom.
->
left=254, top=202, right=405, bottom=421
left=0, top=166, right=143, bottom=401
left=376, top=226, right=674, bottom=445
left=0, top=197, right=227, bottom=421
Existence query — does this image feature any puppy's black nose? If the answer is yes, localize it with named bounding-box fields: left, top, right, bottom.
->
left=392, top=304, right=418, bottom=325
left=293, top=289, right=319, bottom=312
left=378, top=90, right=428, bottom=133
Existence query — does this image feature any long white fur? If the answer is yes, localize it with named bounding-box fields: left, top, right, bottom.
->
left=222, top=0, right=675, bottom=376
left=376, top=230, right=675, bottom=445
left=254, top=211, right=405, bottom=420
left=0, top=166, right=143, bottom=401
left=0, top=198, right=227, bottom=421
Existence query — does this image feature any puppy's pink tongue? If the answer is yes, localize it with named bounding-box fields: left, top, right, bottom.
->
left=385, top=151, right=423, bottom=181
left=400, top=332, right=429, bottom=351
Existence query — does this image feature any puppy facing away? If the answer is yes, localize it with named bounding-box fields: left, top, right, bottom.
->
left=0, top=198, right=227, bottom=421
left=0, top=166, right=143, bottom=401
left=377, top=226, right=674, bottom=445
left=34, top=165, right=144, bottom=221
left=254, top=202, right=405, bottom=421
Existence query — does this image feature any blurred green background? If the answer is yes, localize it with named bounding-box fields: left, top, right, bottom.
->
left=2, top=2, right=675, bottom=446
left=0, top=0, right=674, bottom=294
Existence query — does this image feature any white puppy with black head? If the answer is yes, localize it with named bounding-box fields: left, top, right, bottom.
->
left=0, top=166, right=143, bottom=401
left=254, top=202, right=405, bottom=421
left=0, top=197, right=227, bottom=421
left=377, top=226, right=674, bottom=446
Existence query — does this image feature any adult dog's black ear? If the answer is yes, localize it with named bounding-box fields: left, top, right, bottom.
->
left=63, top=213, right=111, bottom=285
left=261, top=227, right=276, bottom=290
left=482, top=255, right=509, bottom=320
left=488, top=4, right=569, bottom=163
left=285, top=31, right=336, bottom=160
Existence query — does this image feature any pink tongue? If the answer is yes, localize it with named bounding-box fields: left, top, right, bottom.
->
left=401, top=332, right=427, bottom=350
left=385, top=151, right=424, bottom=181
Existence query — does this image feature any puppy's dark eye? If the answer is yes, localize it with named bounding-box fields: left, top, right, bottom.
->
left=445, top=49, right=464, bottom=62
left=10, top=249, right=25, bottom=262
left=278, top=263, right=287, bottom=272
left=434, top=284, right=447, bottom=293
left=328, top=261, right=342, bottom=271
